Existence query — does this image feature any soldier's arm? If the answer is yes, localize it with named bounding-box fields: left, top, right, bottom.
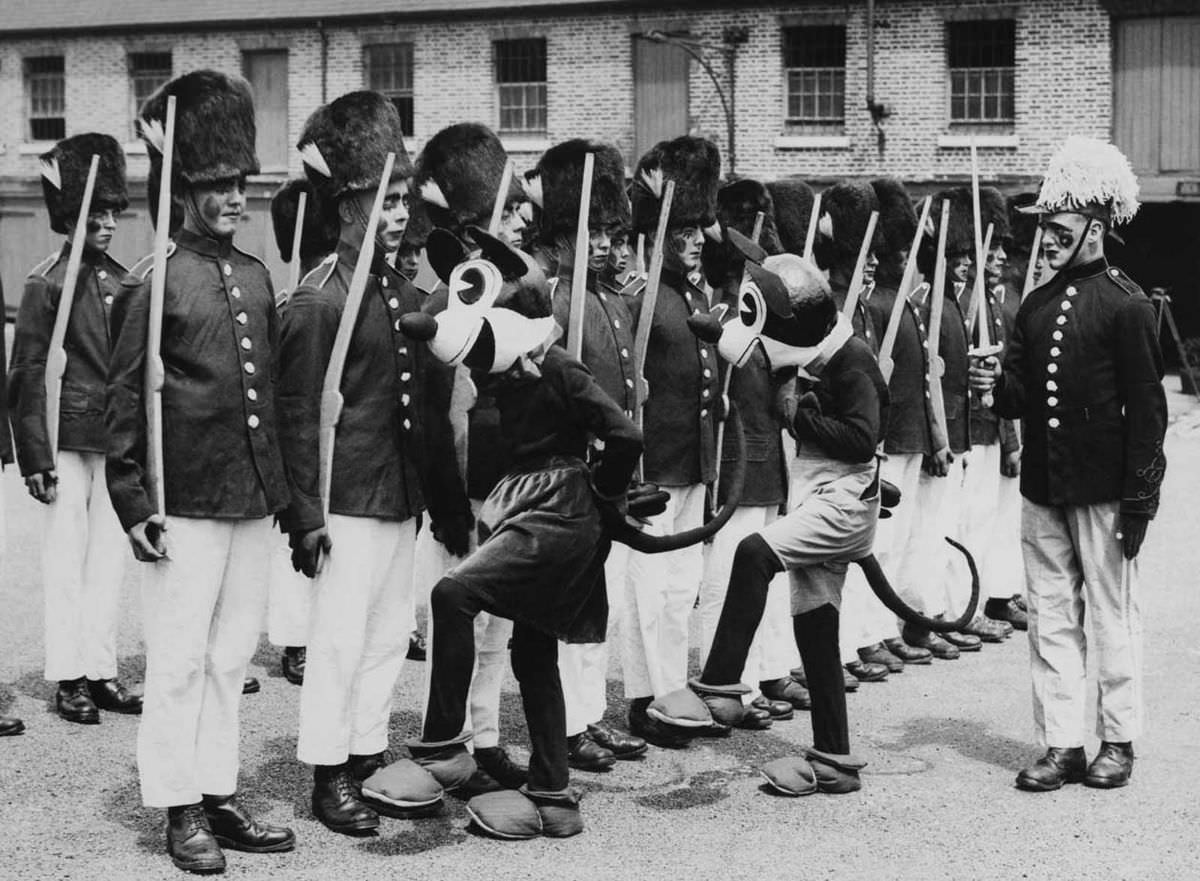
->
left=8, top=274, right=57, bottom=477
left=990, top=304, right=1028, bottom=419
left=104, top=278, right=155, bottom=532
left=1116, top=295, right=1167, bottom=519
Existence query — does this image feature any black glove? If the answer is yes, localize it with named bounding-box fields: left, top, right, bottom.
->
left=627, top=482, right=670, bottom=521
left=1117, top=512, right=1150, bottom=560
left=290, top=528, right=332, bottom=578
left=432, top=511, right=475, bottom=559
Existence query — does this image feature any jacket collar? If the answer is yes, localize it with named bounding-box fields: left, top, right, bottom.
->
left=336, top=239, right=389, bottom=276
left=1058, top=256, right=1108, bottom=283
left=175, top=227, right=234, bottom=259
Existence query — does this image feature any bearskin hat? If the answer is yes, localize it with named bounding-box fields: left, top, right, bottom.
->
left=145, top=160, right=183, bottom=234
left=766, top=179, right=817, bottom=256
left=869, top=178, right=918, bottom=259
left=527, top=139, right=630, bottom=247
left=978, top=185, right=1011, bottom=244
left=814, top=181, right=882, bottom=269
left=39, top=133, right=129, bottom=235
left=411, top=123, right=525, bottom=238
left=929, top=187, right=977, bottom=256
left=298, top=90, right=412, bottom=204
left=139, top=70, right=259, bottom=189
left=1007, top=192, right=1040, bottom=256
left=702, top=178, right=783, bottom=289
left=270, top=178, right=339, bottom=266
left=630, top=136, right=721, bottom=236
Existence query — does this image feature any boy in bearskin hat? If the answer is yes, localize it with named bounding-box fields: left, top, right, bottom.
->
left=623, top=136, right=722, bottom=747
left=107, top=69, right=294, bottom=872
left=0, top=276, right=15, bottom=739
left=276, top=91, right=467, bottom=833
left=524, top=138, right=648, bottom=769
left=8, top=132, right=143, bottom=725
left=696, top=178, right=806, bottom=722
left=813, top=181, right=881, bottom=355
left=972, top=136, right=1166, bottom=792
left=405, top=121, right=537, bottom=792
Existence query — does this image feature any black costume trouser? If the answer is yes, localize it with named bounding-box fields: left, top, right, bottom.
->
left=423, top=576, right=569, bottom=792
left=701, top=533, right=850, bottom=755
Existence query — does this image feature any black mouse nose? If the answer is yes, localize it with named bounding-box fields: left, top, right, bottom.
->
left=686, top=312, right=723, bottom=344
left=398, top=313, right=437, bottom=341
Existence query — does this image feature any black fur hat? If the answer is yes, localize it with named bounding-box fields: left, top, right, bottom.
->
left=139, top=70, right=259, bottom=188
left=298, top=90, right=412, bottom=202
left=411, top=123, right=524, bottom=236
left=529, top=139, right=630, bottom=246
left=39, top=133, right=128, bottom=235
left=979, top=185, right=1011, bottom=244
left=869, top=177, right=918, bottom=259
left=765, top=179, right=816, bottom=256
left=145, top=160, right=182, bottom=234
left=1007, top=191, right=1039, bottom=256
left=630, top=136, right=721, bottom=236
left=815, top=181, right=883, bottom=268
left=929, top=187, right=977, bottom=256
left=717, top=179, right=782, bottom=255
left=270, top=178, right=339, bottom=265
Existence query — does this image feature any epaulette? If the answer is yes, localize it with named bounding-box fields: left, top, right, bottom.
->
left=28, top=251, right=61, bottom=280
left=298, top=252, right=338, bottom=290
left=1102, top=265, right=1142, bottom=297
left=126, top=242, right=177, bottom=283
left=231, top=242, right=270, bottom=272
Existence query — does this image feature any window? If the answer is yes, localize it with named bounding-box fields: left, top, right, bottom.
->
left=364, top=43, right=414, bottom=137
left=947, top=20, right=1016, bottom=124
left=782, top=25, right=846, bottom=130
left=25, top=56, right=65, bottom=142
left=130, top=52, right=172, bottom=136
left=494, top=38, right=547, bottom=134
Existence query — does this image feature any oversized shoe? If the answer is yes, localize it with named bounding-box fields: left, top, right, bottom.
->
left=466, top=787, right=583, bottom=840
left=360, top=733, right=476, bottom=818
left=761, top=749, right=867, bottom=797
left=651, top=681, right=772, bottom=732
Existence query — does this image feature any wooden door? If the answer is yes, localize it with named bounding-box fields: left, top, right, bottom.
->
left=243, top=50, right=289, bottom=172
left=633, top=35, right=689, bottom=161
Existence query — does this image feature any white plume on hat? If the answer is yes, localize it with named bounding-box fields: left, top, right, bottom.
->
left=1030, top=136, right=1140, bottom=225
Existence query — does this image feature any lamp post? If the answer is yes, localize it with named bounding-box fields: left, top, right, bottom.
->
left=642, top=27, right=748, bottom=177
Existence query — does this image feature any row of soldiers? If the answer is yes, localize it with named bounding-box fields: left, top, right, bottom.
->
left=0, top=66, right=1165, bottom=871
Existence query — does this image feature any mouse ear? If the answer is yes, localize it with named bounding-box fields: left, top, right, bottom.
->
left=466, top=225, right=529, bottom=281
left=727, top=227, right=767, bottom=266
left=427, top=229, right=471, bottom=285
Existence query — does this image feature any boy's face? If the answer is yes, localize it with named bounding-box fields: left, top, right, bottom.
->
left=950, top=253, right=972, bottom=284
left=668, top=226, right=704, bottom=273
left=499, top=200, right=528, bottom=249
left=587, top=227, right=611, bottom=272
left=985, top=243, right=1007, bottom=286
left=74, top=206, right=118, bottom=253
left=187, top=177, right=246, bottom=239
left=608, top=233, right=630, bottom=275
left=378, top=180, right=410, bottom=254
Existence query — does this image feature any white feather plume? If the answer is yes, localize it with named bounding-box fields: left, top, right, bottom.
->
left=39, top=156, right=61, bottom=190
left=419, top=178, right=450, bottom=210
left=138, top=117, right=166, bottom=155
left=299, top=141, right=332, bottom=178
left=517, top=201, right=534, bottom=224
left=817, top=211, right=833, bottom=239
left=703, top=221, right=722, bottom=243
left=639, top=167, right=664, bottom=199
left=1034, top=135, right=1140, bottom=225
left=521, top=172, right=543, bottom=209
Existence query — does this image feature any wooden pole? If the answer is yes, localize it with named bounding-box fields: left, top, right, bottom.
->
left=877, top=196, right=932, bottom=384
left=840, top=211, right=879, bottom=322
left=566, top=152, right=595, bottom=361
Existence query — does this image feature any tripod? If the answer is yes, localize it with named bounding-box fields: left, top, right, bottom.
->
left=1151, top=287, right=1200, bottom=402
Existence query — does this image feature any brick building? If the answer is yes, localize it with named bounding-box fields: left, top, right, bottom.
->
left=1, top=0, right=1198, bottom=336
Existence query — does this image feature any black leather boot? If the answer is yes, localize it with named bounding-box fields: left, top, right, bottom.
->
left=202, top=794, right=294, bottom=853
left=166, top=803, right=226, bottom=874
left=88, top=678, right=143, bottom=714
left=1084, top=742, right=1134, bottom=789
left=587, top=721, right=648, bottom=759
left=312, top=764, right=379, bottom=835
left=567, top=732, right=616, bottom=772
left=1015, top=746, right=1088, bottom=792
left=56, top=678, right=99, bottom=724
left=474, top=746, right=529, bottom=789
left=281, top=647, right=305, bottom=686
left=0, top=715, right=24, bottom=736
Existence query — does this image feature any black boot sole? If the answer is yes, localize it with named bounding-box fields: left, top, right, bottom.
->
left=609, top=744, right=649, bottom=760
left=314, top=813, right=380, bottom=835
left=57, top=711, right=100, bottom=724
left=1083, top=774, right=1131, bottom=789
left=213, top=834, right=296, bottom=854
left=168, top=850, right=226, bottom=874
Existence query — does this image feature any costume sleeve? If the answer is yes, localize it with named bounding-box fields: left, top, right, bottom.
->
left=7, top=274, right=56, bottom=475
left=418, top=356, right=471, bottom=523
left=992, top=302, right=1028, bottom=420
left=274, top=287, right=338, bottom=534
left=104, top=277, right=155, bottom=531
left=793, top=365, right=881, bottom=464
left=1116, top=295, right=1167, bottom=518
left=560, top=356, right=643, bottom=498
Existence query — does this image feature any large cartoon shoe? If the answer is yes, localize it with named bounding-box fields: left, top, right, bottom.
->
left=645, top=687, right=714, bottom=730
left=465, top=787, right=584, bottom=840
left=688, top=679, right=773, bottom=731
left=360, top=759, right=445, bottom=818
left=805, top=748, right=867, bottom=794
left=760, top=757, right=818, bottom=796
left=406, top=731, right=479, bottom=791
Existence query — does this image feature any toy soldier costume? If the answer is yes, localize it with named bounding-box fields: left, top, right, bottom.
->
left=266, top=176, right=339, bottom=687
left=622, top=136, right=722, bottom=748
left=972, top=136, right=1166, bottom=792
left=8, top=133, right=142, bottom=724
left=278, top=91, right=467, bottom=834
left=108, top=70, right=295, bottom=872
left=528, top=139, right=649, bottom=769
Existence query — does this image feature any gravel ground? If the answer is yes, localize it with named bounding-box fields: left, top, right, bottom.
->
left=1, top=382, right=1197, bottom=881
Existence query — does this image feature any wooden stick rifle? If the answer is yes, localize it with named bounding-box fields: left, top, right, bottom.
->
left=927, top=200, right=952, bottom=458
left=631, top=178, right=675, bottom=477
left=840, top=210, right=879, bottom=323
left=566, top=152, right=595, bottom=361
left=877, top=196, right=932, bottom=385
left=283, top=188, right=308, bottom=302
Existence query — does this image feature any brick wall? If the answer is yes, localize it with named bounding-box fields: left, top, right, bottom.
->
left=0, top=1, right=1112, bottom=186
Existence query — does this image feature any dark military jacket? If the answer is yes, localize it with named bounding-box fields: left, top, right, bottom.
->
left=106, top=229, right=288, bottom=530
left=969, top=283, right=1020, bottom=453
left=915, top=280, right=971, bottom=454
left=829, top=276, right=879, bottom=357
left=866, top=283, right=935, bottom=456
left=9, top=244, right=126, bottom=475
left=552, top=266, right=638, bottom=417
left=276, top=241, right=466, bottom=534
left=641, top=269, right=720, bottom=486
left=993, top=258, right=1167, bottom=517
left=0, top=278, right=13, bottom=467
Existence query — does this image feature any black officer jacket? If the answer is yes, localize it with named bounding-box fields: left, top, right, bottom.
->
left=276, top=241, right=466, bottom=534
left=993, top=258, right=1167, bottom=517
left=866, top=283, right=936, bottom=456
left=915, top=281, right=971, bottom=454
left=106, top=229, right=289, bottom=530
left=9, top=244, right=126, bottom=475
left=552, top=267, right=638, bottom=417
left=0, top=279, right=13, bottom=467
left=641, top=269, right=719, bottom=487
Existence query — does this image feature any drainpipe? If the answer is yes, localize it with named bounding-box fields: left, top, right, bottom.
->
left=864, top=0, right=890, bottom=151
left=318, top=19, right=329, bottom=103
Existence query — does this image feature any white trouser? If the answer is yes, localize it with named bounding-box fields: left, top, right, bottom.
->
left=42, top=450, right=127, bottom=681
left=697, top=505, right=796, bottom=700
left=267, top=539, right=310, bottom=648
left=560, top=542, right=629, bottom=735
left=298, top=515, right=417, bottom=765
left=995, top=471, right=1024, bottom=600
left=138, top=516, right=271, bottom=807
left=963, top=443, right=1022, bottom=600
left=894, top=455, right=966, bottom=624
left=623, top=483, right=707, bottom=698
left=1022, top=499, right=1143, bottom=748
left=415, top=501, right=512, bottom=750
